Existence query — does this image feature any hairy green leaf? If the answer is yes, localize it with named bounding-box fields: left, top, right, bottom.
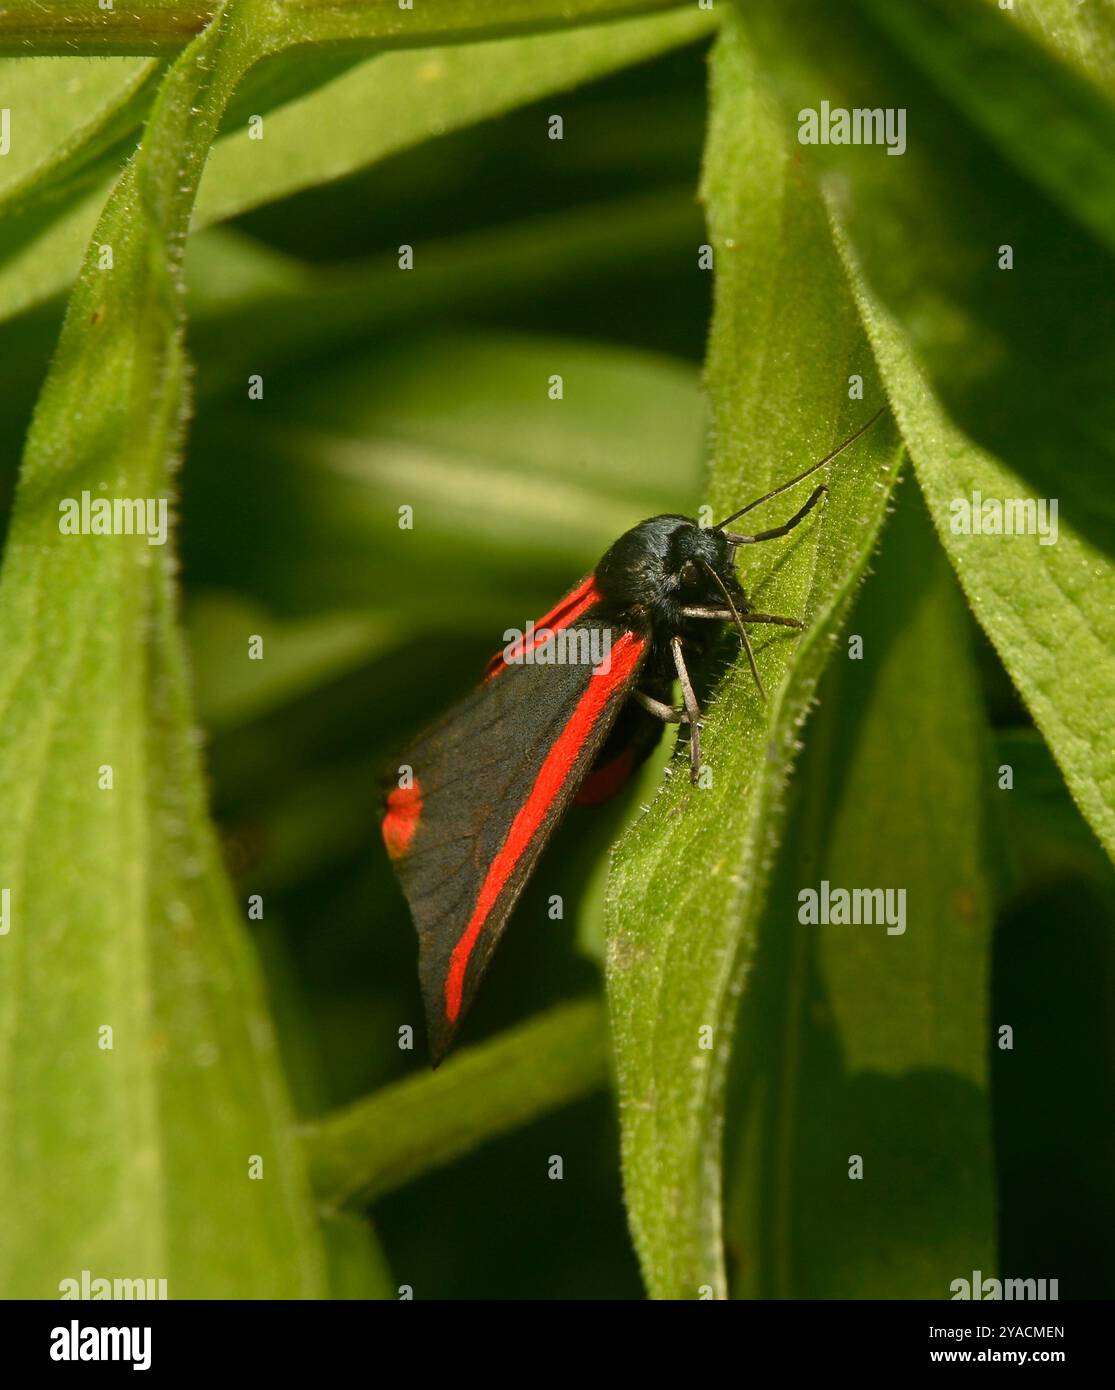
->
left=836, top=243, right=1115, bottom=862
left=605, top=13, right=903, bottom=1300
left=735, top=0, right=1115, bottom=858
left=728, top=489, right=995, bottom=1298
left=0, top=0, right=335, bottom=1300
left=0, top=0, right=709, bottom=1294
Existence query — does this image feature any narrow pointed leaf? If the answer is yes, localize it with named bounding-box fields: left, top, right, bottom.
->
left=728, top=490, right=996, bottom=1298
left=605, top=13, right=903, bottom=1300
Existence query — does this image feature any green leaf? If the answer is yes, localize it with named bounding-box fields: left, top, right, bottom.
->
left=0, top=4, right=712, bottom=325
left=194, top=6, right=715, bottom=225
left=302, top=1000, right=608, bottom=1207
left=0, top=191, right=104, bottom=324
left=835, top=247, right=1115, bottom=862
left=733, top=0, right=1115, bottom=860
left=0, top=57, right=158, bottom=215
left=857, top=0, right=1115, bottom=254
left=0, top=58, right=164, bottom=327
left=0, top=0, right=707, bottom=1290
left=993, top=731, right=1115, bottom=902
left=996, top=0, right=1115, bottom=93
left=604, top=13, right=903, bottom=1300
left=0, top=0, right=325, bottom=1300
left=727, top=487, right=995, bottom=1298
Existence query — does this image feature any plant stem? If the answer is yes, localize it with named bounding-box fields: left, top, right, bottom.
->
left=0, top=0, right=690, bottom=56
left=302, top=999, right=609, bottom=1208
left=0, top=1, right=217, bottom=55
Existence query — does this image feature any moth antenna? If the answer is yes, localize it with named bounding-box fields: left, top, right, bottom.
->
left=713, top=405, right=886, bottom=532
left=699, top=559, right=765, bottom=700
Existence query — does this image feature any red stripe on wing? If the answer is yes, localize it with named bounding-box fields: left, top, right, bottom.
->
left=483, top=574, right=602, bottom=680
left=445, top=629, right=645, bottom=1022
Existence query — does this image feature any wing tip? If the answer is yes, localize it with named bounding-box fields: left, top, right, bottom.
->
left=427, top=1014, right=458, bottom=1068
left=421, top=976, right=461, bottom=1068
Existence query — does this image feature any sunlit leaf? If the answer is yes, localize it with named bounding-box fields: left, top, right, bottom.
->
left=858, top=0, right=1115, bottom=253
left=0, top=4, right=712, bottom=325
left=736, top=0, right=1115, bottom=861
left=605, top=13, right=903, bottom=1300
left=727, top=488, right=995, bottom=1298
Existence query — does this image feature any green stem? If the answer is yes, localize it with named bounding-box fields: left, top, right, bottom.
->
left=0, top=0, right=689, bottom=56
left=0, top=1, right=217, bottom=55
left=302, top=1000, right=609, bottom=1208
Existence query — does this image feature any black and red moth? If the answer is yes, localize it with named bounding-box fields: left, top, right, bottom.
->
left=382, top=410, right=884, bottom=1062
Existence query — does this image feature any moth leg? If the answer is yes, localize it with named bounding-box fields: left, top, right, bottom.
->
left=739, top=612, right=805, bottom=628
left=722, top=483, right=826, bottom=545
left=633, top=690, right=704, bottom=725
left=680, top=606, right=804, bottom=629
left=634, top=690, right=683, bottom=723
left=670, top=635, right=704, bottom=785
left=679, top=605, right=733, bottom=621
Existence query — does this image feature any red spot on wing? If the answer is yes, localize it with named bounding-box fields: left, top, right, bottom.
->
left=445, top=631, right=645, bottom=1023
left=382, top=780, right=423, bottom=860
left=574, top=747, right=636, bottom=806
left=483, top=574, right=601, bottom=680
